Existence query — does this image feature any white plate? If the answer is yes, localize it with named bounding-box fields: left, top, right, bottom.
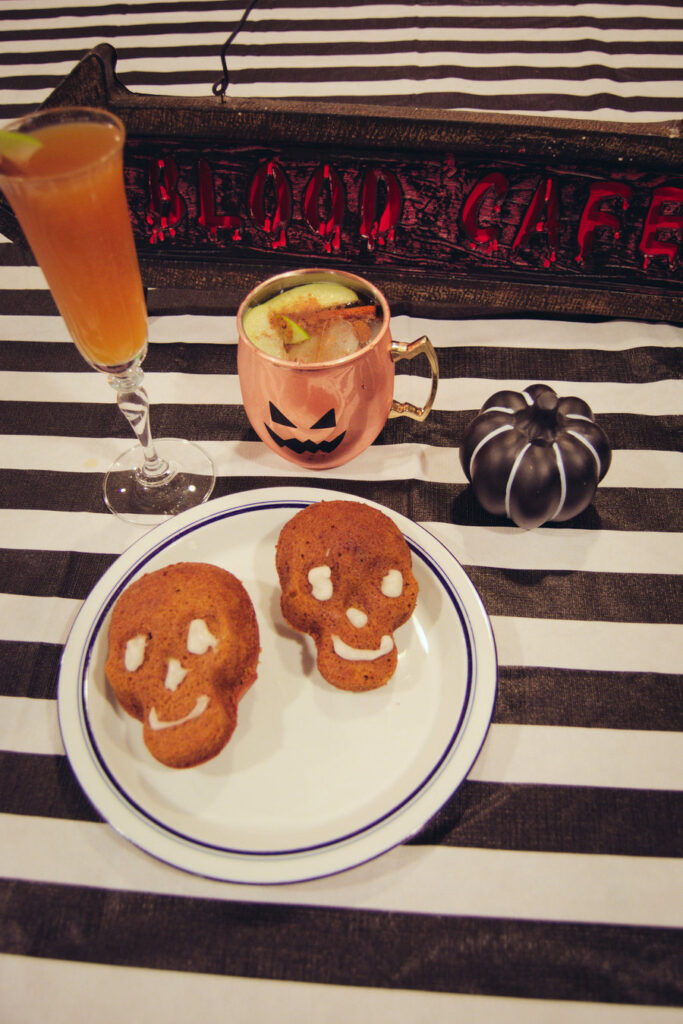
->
left=58, top=486, right=497, bottom=885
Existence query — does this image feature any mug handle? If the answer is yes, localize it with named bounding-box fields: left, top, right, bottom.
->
left=389, top=336, right=439, bottom=421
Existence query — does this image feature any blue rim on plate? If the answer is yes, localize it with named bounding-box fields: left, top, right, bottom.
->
left=58, top=486, right=497, bottom=885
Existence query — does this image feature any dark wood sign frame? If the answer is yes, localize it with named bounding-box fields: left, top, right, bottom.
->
left=1, top=43, right=682, bottom=323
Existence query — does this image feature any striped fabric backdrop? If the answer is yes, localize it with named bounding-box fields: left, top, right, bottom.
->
left=0, top=2, right=681, bottom=1021
left=2, top=0, right=683, bottom=120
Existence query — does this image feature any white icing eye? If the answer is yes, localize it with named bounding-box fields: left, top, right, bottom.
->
left=187, top=618, right=218, bottom=655
left=381, top=569, right=403, bottom=597
left=164, top=658, right=188, bottom=691
left=346, top=607, right=368, bottom=628
left=125, top=634, right=146, bottom=672
left=308, top=565, right=333, bottom=601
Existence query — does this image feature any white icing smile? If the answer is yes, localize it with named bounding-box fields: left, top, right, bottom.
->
left=148, top=695, right=210, bottom=731
left=332, top=634, right=394, bottom=661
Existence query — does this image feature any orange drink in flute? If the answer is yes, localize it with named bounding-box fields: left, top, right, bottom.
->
left=0, top=106, right=214, bottom=523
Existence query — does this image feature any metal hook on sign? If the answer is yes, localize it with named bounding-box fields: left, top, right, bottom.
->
left=212, top=0, right=260, bottom=101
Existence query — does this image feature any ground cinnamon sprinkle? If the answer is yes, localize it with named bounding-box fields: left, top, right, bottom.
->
left=270, top=301, right=381, bottom=355
left=309, top=305, right=377, bottom=321
left=295, top=305, right=378, bottom=332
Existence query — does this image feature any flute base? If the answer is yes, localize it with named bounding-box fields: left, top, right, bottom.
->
left=104, top=437, right=215, bottom=526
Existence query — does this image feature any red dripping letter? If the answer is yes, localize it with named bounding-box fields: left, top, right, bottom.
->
left=360, top=167, right=403, bottom=251
left=461, top=172, right=508, bottom=253
left=575, top=181, right=632, bottom=263
left=303, top=163, right=345, bottom=253
left=248, top=160, right=292, bottom=249
left=639, top=186, right=683, bottom=269
left=146, top=156, right=186, bottom=243
left=513, top=177, right=560, bottom=265
left=197, top=159, right=242, bottom=241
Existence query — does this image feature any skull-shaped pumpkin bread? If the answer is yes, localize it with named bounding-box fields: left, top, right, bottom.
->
left=276, top=500, right=418, bottom=691
left=105, top=562, right=260, bottom=768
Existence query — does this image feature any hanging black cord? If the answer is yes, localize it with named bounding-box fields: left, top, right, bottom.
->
left=212, top=0, right=260, bottom=100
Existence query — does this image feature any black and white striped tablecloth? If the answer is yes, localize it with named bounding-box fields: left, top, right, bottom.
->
left=1, top=2, right=681, bottom=1021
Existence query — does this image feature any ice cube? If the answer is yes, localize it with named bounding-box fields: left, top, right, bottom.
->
left=289, top=335, right=321, bottom=363
left=316, top=319, right=361, bottom=362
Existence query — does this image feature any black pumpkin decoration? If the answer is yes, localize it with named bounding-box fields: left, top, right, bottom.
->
left=460, top=383, right=612, bottom=529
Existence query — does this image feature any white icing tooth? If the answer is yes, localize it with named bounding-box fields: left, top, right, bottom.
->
left=308, top=565, right=333, bottom=601
left=346, top=607, right=368, bottom=628
left=124, top=634, right=146, bottom=672
left=332, top=634, right=394, bottom=661
left=187, top=618, right=218, bottom=655
left=148, top=695, right=210, bottom=731
left=164, top=658, right=188, bottom=691
left=381, top=569, right=403, bottom=598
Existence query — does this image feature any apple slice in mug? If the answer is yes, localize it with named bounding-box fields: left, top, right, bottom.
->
left=242, top=281, right=361, bottom=359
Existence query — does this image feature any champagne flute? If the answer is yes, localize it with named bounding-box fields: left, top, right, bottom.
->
left=0, top=106, right=215, bottom=525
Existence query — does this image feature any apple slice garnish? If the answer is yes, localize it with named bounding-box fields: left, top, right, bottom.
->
left=0, top=129, right=42, bottom=168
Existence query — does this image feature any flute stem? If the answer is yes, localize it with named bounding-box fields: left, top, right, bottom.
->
left=108, top=366, right=174, bottom=485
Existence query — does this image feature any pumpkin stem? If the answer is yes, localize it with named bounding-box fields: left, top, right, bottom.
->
left=518, top=389, right=559, bottom=442
left=536, top=390, right=559, bottom=415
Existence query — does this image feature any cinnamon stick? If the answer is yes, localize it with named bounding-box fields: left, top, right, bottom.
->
left=322, top=304, right=376, bottom=318
left=300, top=305, right=378, bottom=326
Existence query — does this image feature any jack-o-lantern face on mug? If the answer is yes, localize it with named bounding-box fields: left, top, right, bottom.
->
left=276, top=501, right=419, bottom=691
left=239, top=341, right=394, bottom=470
left=237, top=269, right=438, bottom=471
left=105, top=562, right=259, bottom=768
left=264, top=401, right=346, bottom=456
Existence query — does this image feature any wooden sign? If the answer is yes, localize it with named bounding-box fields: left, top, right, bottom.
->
left=1, top=43, right=682, bottom=323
